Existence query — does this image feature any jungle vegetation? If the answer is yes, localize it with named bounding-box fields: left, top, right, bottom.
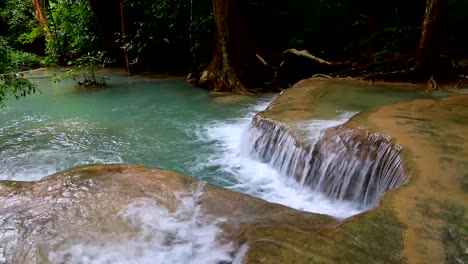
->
left=0, top=0, right=467, bottom=98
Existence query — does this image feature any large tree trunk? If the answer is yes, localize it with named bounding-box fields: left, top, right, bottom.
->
left=32, top=0, right=47, bottom=28
left=412, top=0, right=448, bottom=77
left=119, top=0, right=131, bottom=74
left=32, top=0, right=51, bottom=38
left=197, top=0, right=251, bottom=93
left=196, top=0, right=350, bottom=92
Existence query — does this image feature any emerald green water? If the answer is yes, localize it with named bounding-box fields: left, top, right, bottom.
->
left=0, top=71, right=271, bottom=183
left=0, top=73, right=450, bottom=218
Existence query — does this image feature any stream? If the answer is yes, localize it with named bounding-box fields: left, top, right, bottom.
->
left=0, top=72, right=443, bottom=218
left=0, top=71, right=444, bottom=263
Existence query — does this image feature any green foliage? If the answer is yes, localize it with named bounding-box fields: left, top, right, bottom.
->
left=18, top=27, right=44, bottom=45
left=53, top=51, right=112, bottom=86
left=0, top=41, right=37, bottom=108
left=0, top=72, right=38, bottom=108
left=45, top=0, right=102, bottom=65
left=1, top=0, right=465, bottom=77
left=189, top=1, right=215, bottom=71
left=0, top=0, right=38, bottom=49
left=448, top=0, right=468, bottom=56
left=0, top=41, right=8, bottom=73
left=441, top=202, right=467, bottom=264
left=124, top=0, right=214, bottom=71
left=8, top=50, right=42, bottom=71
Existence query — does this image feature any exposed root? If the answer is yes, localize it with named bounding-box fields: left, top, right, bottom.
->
left=256, top=49, right=349, bottom=87
left=256, top=54, right=274, bottom=68
left=283, top=49, right=335, bottom=66
left=311, top=74, right=332, bottom=79
left=336, top=56, right=412, bottom=77
left=427, top=75, right=440, bottom=90
left=237, top=85, right=255, bottom=95
left=199, top=68, right=255, bottom=95
left=361, top=69, right=421, bottom=82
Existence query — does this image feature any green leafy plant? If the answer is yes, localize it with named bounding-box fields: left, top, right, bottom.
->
left=123, top=0, right=214, bottom=71
left=0, top=0, right=38, bottom=49
left=44, top=0, right=102, bottom=66
left=0, top=72, right=37, bottom=107
left=8, top=50, right=42, bottom=71
left=0, top=41, right=37, bottom=108
left=53, top=51, right=112, bottom=87
left=17, top=26, right=44, bottom=45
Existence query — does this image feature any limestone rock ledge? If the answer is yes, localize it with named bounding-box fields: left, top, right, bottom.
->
left=1, top=164, right=407, bottom=263
left=251, top=78, right=468, bottom=264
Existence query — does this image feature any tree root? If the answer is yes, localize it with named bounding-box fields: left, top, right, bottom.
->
left=427, top=75, right=440, bottom=90
left=198, top=69, right=254, bottom=95
left=335, top=56, right=412, bottom=77
left=361, top=69, right=422, bottom=83
left=311, top=74, right=332, bottom=79
left=255, top=49, right=349, bottom=87
left=283, top=49, right=337, bottom=66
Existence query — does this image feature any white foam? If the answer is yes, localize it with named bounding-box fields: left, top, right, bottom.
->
left=0, top=116, right=123, bottom=181
left=232, top=243, right=249, bottom=264
left=196, top=101, right=363, bottom=218
left=48, top=197, right=234, bottom=264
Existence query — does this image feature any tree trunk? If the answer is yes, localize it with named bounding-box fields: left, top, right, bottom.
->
left=119, top=0, right=131, bottom=74
left=196, top=0, right=352, bottom=92
left=32, top=0, right=51, bottom=38
left=197, top=0, right=251, bottom=93
left=32, top=0, right=47, bottom=28
left=413, top=0, right=448, bottom=77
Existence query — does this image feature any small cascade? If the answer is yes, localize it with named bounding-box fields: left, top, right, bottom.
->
left=249, top=114, right=408, bottom=209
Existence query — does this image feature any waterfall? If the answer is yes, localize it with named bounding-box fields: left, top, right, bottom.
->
left=248, top=114, right=408, bottom=209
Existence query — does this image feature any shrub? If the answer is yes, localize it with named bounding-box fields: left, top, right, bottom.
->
left=8, top=50, right=42, bottom=71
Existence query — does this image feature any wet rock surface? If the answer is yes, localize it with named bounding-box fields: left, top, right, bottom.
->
left=251, top=78, right=467, bottom=263
left=366, top=94, right=468, bottom=264
left=0, top=165, right=337, bottom=264
left=0, top=163, right=409, bottom=264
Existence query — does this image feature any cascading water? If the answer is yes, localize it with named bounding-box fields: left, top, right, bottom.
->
left=1, top=178, right=240, bottom=264
left=248, top=114, right=408, bottom=209
left=0, top=75, right=427, bottom=263
left=198, top=102, right=365, bottom=218
left=48, top=197, right=234, bottom=264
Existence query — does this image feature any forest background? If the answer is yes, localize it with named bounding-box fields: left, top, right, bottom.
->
left=0, top=0, right=467, bottom=99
